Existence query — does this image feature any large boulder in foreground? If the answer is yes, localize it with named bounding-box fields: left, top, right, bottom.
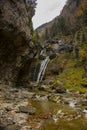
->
left=0, top=0, right=37, bottom=86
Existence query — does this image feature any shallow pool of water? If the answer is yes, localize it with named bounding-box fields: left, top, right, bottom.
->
left=28, top=94, right=87, bottom=130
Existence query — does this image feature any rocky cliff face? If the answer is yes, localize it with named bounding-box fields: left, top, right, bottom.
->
left=36, top=0, right=84, bottom=36
left=0, top=0, right=37, bottom=86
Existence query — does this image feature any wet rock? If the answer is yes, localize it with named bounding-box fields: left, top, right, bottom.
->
left=55, top=86, right=66, bottom=93
left=49, top=53, right=56, bottom=59
left=19, top=105, right=36, bottom=115
left=39, top=55, right=46, bottom=60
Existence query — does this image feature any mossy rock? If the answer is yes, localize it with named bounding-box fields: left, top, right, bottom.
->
left=51, top=80, right=66, bottom=93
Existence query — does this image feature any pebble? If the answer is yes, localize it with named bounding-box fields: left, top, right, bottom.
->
left=0, top=84, right=87, bottom=130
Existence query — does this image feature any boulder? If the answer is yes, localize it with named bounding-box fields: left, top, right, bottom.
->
left=51, top=81, right=66, bottom=93
left=19, top=105, right=36, bottom=115
left=55, top=86, right=66, bottom=93
left=49, top=54, right=57, bottom=59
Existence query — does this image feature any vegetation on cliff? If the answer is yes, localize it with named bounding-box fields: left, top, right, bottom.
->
left=0, top=0, right=38, bottom=86
left=37, top=0, right=87, bottom=93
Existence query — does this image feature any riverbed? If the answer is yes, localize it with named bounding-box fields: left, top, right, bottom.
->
left=28, top=91, right=87, bottom=130
left=0, top=84, right=87, bottom=130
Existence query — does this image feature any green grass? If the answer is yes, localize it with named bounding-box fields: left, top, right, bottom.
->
left=55, top=53, right=87, bottom=93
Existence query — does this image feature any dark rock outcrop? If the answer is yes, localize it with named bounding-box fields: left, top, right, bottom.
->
left=51, top=83, right=66, bottom=93
left=0, top=0, right=37, bottom=86
left=0, top=124, right=6, bottom=130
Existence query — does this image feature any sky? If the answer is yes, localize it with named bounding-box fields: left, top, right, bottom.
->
left=32, top=0, right=67, bottom=29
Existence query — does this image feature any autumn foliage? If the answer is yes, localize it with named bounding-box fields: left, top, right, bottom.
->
left=75, top=0, right=87, bottom=17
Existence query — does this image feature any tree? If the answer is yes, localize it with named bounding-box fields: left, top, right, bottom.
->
left=44, top=28, right=49, bottom=40
left=58, top=17, right=66, bottom=33
left=80, top=44, right=87, bottom=77
left=50, top=22, right=58, bottom=37
left=75, top=0, right=87, bottom=25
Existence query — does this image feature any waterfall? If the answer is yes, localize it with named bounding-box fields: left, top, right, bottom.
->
left=37, top=56, right=50, bottom=83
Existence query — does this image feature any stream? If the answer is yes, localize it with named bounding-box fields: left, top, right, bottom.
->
left=0, top=85, right=87, bottom=130
left=28, top=91, right=87, bottom=130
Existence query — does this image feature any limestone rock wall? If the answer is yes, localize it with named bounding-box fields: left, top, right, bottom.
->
left=0, top=0, right=37, bottom=86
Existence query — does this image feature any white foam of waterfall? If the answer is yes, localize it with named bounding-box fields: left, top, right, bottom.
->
left=37, top=56, right=50, bottom=82
left=40, top=50, right=44, bottom=55
left=69, top=101, right=75, bottom=108
left=83, top=109, right=87, bottom=113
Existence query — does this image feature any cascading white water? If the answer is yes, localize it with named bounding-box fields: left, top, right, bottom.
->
left=37, top=56, right=50, bottom=83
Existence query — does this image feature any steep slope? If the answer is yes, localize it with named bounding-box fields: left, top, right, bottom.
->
left=0, top=0, right=38, bottom=86
left=36, top=0, right=87, bottom=93
left=36, top=20, right=54, bottom=37
left=36, top=0, right=87, bottom=37
left=49, top=0, right=87, bottom=36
